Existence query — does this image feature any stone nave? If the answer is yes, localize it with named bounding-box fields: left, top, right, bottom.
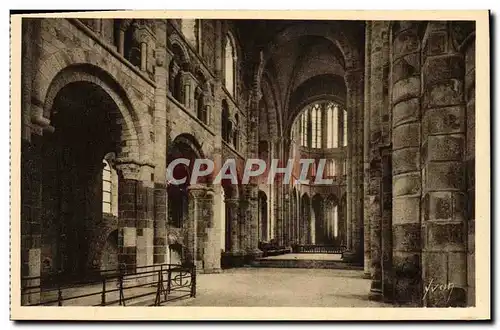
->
left=20, top=18, right=476, bottom=307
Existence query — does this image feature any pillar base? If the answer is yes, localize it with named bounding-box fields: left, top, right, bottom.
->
left=342, top=251, right=363, bottom=265
left=368, top=288, right=384, bottom=301
left=363, top=272, right=371, bottom=279
left=201, top=268, right=222, bottom=274
left=239, top=249, right=261, bottom=265
left=221, top=251, right=246, bottom=269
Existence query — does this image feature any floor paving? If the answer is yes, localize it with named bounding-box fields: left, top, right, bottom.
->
left=169, top=267, right=390, bottom=307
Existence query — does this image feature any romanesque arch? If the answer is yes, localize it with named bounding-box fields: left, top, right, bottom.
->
left=38, top=63, right=144, bottom=278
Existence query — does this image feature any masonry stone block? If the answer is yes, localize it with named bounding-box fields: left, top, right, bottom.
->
left=392, top=148, right=419, bottom=175
left=392, top=97, right=419, bottom=126
left=426, top=222, right=466, bottom=251
left=392, top=76, right=420, bottom=105
left=392, top=122, right=420, bottom=150
left=393, top=173, right=421, bottom=197
left=392, top=196, right=420, bottom=225
left=422, top=79, right=464, bottom=109
left=423, top=161, right=465, bottom=192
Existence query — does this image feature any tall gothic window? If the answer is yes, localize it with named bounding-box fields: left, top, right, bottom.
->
left=301, top=111, right=307, bottom=146
left=327, top=159, right=336, bottom=177
left=102, top=160, right=112, bottom=214
left=221, top=100, right=230, bottom=142
left=298, top=101, right=346, bottom=150
left=333, top=205, right=338, bottom=238
left=326, top=103, right=339, bottom=148
left=224, top=34, right=236, bottom=96
left=343, top=109, right=348, bottom=147
left=311, top=104, right=322, bottom=149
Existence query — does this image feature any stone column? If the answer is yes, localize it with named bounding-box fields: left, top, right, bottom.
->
left=153, top=21, right=168, bottom=265
left=380, top=146, right=393, bottom=301
left=135, top=178, right=155, bottom=272
left=183, top=186, right=197, bottom=265
left=367, top=21, right=390, bottom=300
left=243, top=183, right=261, bottom=259
left=140, top=41, right=148, bottom=72
left=116, top=163, right=140, bottom=274
left=214, top=20, right=223, bottom=79
left=421, top=22, right=467, bottom=307
left=21, top=19, right=43, bottom=305
left=21, top=137, right=43, bottom=305
left=391, top=22, right=423, bottom=305
left=363, top=21, right=372, bottom=278
left=344, top=69, right=364, bottom=264
left=244, top=73, right=263, bottom=258
left=189, top=185, right=217, bottom=272
left=182, top=70, right=196, bottom=109
left=226, top=198, right=241, bottom=255
left=118, top=27, right=125, bottom=56
left=168, top=61, right=180, bottom=97
left=463, top=30, right=475, bottom=307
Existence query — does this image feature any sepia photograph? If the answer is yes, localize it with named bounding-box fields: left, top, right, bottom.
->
left=9, top=10, right=490, bottom=321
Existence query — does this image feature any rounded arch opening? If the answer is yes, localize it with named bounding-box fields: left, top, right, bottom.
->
left=40, top=78, right=128, bottom=279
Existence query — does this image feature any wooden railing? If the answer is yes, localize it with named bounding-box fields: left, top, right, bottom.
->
left=292, top=245, right=347, bottom=254
left=21, top=263, right=196, bottom=306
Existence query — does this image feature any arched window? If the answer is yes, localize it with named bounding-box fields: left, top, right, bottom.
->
left=301, top=111, right=307, bottom=146
left=343, top=109, right=348, bottom=147
left=333, top=205, right=338, bottom=238
left=195, top=88, right=207, bottom=124
left=123, top=21, right=141, bottom=69
left=311, top=104, right=322, bottom=149
left=221, top=100, right=230, bottom=142
left=233, top=113, right=239, bottom=149
left=328, top=159, right=336, bottom=177
left=102, top=160, right=112, bottom=214
left=296, top=101, right=345, bottom=150
left=224, top=34, right=236, bottom=96
left=326, top=103, right=339, bottom=148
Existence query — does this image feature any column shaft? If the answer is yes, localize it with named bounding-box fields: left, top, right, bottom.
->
left=391, top=22, right=423, bottom=305
left=368, top=21, right=390, bottom=300
left=363, top=22, right=372, bottom=278
left=421, top=22, right=467, bottom=307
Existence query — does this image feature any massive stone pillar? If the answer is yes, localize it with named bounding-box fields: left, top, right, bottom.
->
left=346, top=145, right=352, bottom=250
left=367, top=21, right=390, bottom=300
left=363, top=22, right=372, bottom=278
left=153, top=20, right=168, bottom=265
left=135, top=177, right=155, bottom=272
left=190, top=185, right=217, bottom=272
left=344, top=68, right=364, bottom=264
left=244, top=183, right=262, bottom=259
left=226, top=198, right=241, bottom=256
left=244, top=67, right=263, bottom=259
left=116, top=164, right=140, bottom=273
left=391, top=22, right=423, bottom=305
left=421, top=22, right=468, bottom=307
left=463, top=28, right=475, bottom=307
left=21, top=19, right=43, bottom=305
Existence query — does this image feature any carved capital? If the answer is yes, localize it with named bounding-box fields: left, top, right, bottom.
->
left=188, top=184, right=214, bottom=199
left=115, top=162, right=141, bottom=180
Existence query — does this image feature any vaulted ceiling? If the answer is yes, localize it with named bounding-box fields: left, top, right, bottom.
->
left=233, top=20, right=365, bottom=137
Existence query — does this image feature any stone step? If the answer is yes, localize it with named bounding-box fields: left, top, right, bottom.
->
left=251, top=258, right=363, bottom=270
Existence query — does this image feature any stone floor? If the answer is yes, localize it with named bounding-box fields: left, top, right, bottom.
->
left=169, top=267, right=390, bottom=307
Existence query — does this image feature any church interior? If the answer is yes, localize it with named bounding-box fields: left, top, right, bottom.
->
left=20, top=17, right=476, bottom=307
